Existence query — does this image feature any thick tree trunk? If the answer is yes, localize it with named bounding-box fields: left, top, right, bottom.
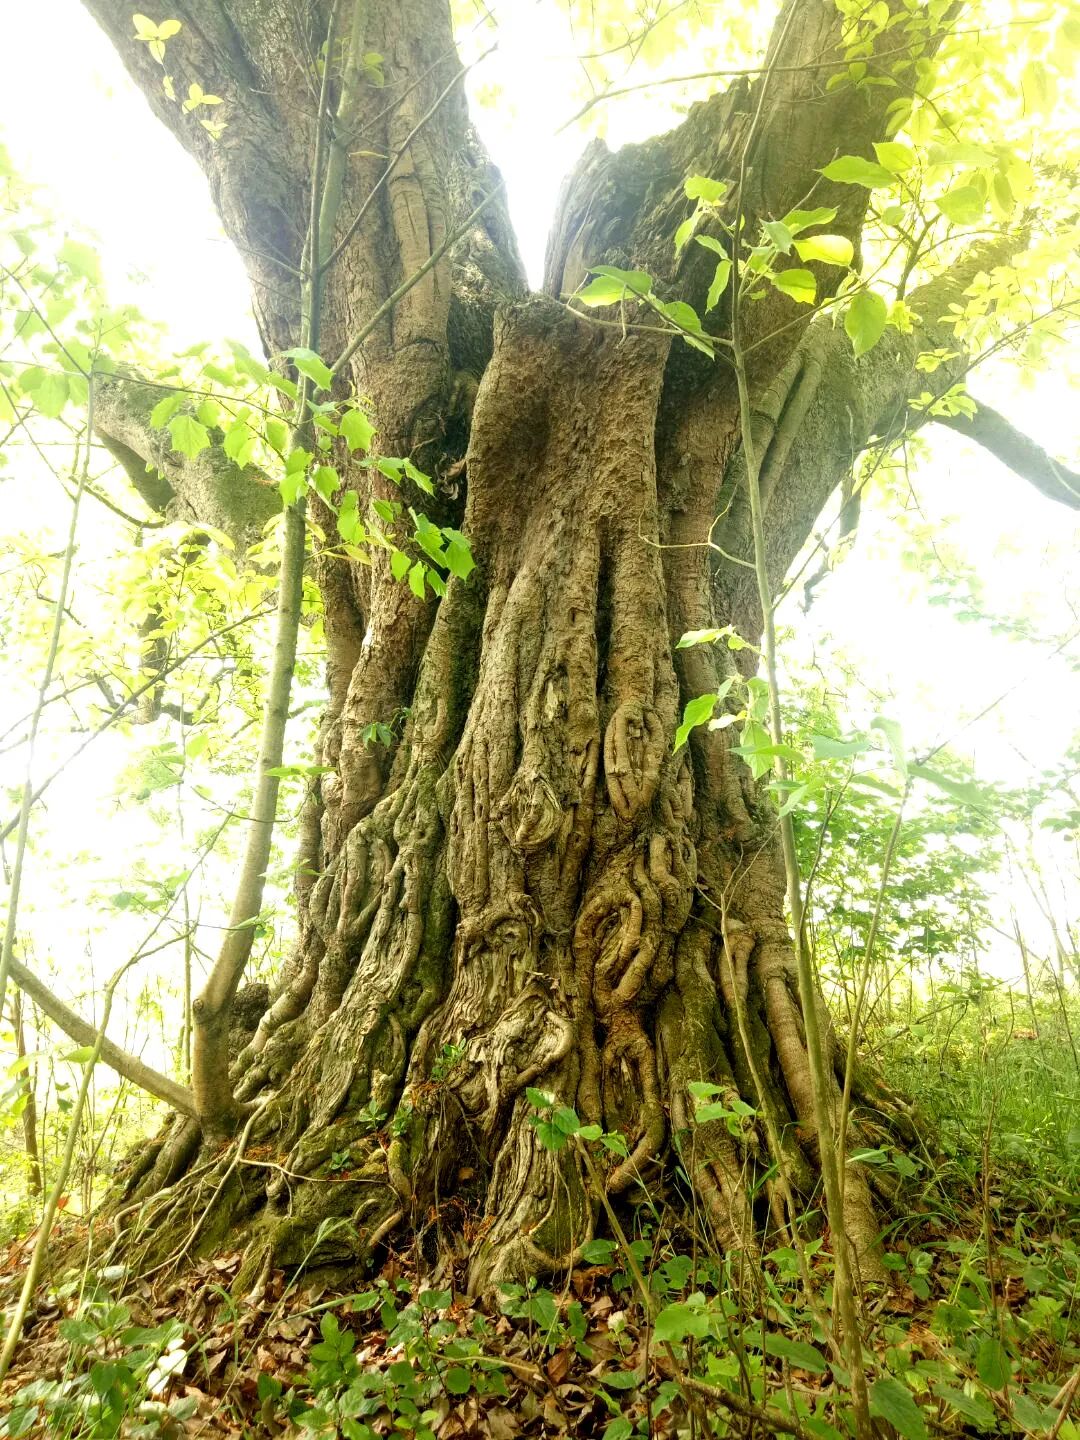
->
left=82, top=0, right=979, bottom=1291
left=120, top=296, right=881, bottom=1289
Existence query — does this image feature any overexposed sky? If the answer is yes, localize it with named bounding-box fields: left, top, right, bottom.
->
left=2, top=0, right=1078, bottom=991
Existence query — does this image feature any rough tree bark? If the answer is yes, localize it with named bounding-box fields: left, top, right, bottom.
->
left=77, top=0, right=1079, bottom=1293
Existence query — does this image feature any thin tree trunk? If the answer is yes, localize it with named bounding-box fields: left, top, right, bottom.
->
left=9, top=991, right=41, bottom=1199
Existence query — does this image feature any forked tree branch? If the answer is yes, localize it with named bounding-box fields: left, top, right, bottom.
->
left=713, top=238, right=1068, bottom=630
left=6, top=953, right=196, bottom=1116
left=934, top=400, right=1080, bottom=510
left=94, top=375, right=278, bottom=546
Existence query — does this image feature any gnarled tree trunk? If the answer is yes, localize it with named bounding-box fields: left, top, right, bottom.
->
left=79, top=0, right=1077, bottom=1292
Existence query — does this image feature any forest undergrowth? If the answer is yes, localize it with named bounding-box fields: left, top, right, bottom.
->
left=1, top=971, right=1077, bottom=1440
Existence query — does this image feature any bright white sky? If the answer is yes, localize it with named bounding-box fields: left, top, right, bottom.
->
left=1, top=0, right=1078, bottom=1001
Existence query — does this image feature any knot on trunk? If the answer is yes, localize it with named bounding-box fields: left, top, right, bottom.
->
left=498, top=767, right=564, bottom=853
left=457, top=896, right=542, bottom=985
left=572, top=830, right=695, bottom=1183
left=603, top=701, right=664, bottom=822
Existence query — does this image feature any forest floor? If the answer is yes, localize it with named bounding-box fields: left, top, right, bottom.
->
left=2, top=992, right=1078, bottom=1436
left=1, top=1158, right=1077, bottom=1440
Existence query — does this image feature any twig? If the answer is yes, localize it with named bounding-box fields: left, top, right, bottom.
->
left=0, top=374, right=95, bottom=1020
left=0, top=948, right=138, bottom=1379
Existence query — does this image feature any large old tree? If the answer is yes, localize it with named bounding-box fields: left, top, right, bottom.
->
left=71, top=0, right=1078, bottom=1292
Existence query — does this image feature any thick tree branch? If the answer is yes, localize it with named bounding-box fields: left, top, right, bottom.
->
left=546, top=0, right=944, bottom=360
left=6, top=953, right=196, bottom=1116
left=935, top=401, right=1080, bottom=509
left=714, top=240, right=1028, bottom=633
left=94, top=374, right=278, bottom=545
left=80, top=0, right=312, bottom=352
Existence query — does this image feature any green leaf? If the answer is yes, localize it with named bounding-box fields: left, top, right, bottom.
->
left=763, top=1335, right=828, bottom=1373
left=444, top=1367, right=471, bottom=1396
left=286, top=346, right=333, bottom=392
left=811, top=733, right=871, bottom=759
left=579, top=1239, right=618, bottom=1264
left=771, top=268, right=816, bottom=304
left=267, top=372, right=297, bottom=401
left=874, top=141, right=916, bottom=173
left=654, top=1300, right=711, bottom=1344
left=659, top=299, right=703, bottom=333
left=62, top=1046, right=98, bottom=1064
left=732, top=738, right=803, bottom=768
left=845, top=290, right=888, bottom=357
left=934, top=185, right=986, bottom=225
left=223, top=419, right=256, bottom=466
left=390, top=548, right=411, bottom=581
left=871, top=715, right=908, bottom=778
left=1011, top=1392, right=1056, bottom=1432
left=706, top=258, right=732, bottom=310
left=576, top=275, right=628, bottom=306
left=794, top=234, right=854, bottom=267
left=29, top=372, right=70, bottom=419
left=279, top=470, right=306, bottom=506
left=265, top=418, right=289, bottom=454
left=402, top=458, right=435, bottom=495
left=677, top=627, right=735, bottom=649
left=312, top=465, right=339, bottom=502
left=337, top=493, right=366, bottom=545
left=602, top=1421, right=634, bottom=1440
left=694, top=234, right=726, bottom=258
left=443, top=529, right=475, bottom=581
left=653, top=298, right=712, bottom=353
left=229, top=344, right=272, bottom=386
left=975, top=1335, right=1010, bottom=1390
left=591, top=264, right=653, bottom=294
left=168, top=413, right=211, bottom=458
left=413, top=511, right=446, bottom=566
left=533, top=1119, right=567, bottom=1150
left=674, top=216, right=696, bottom=256
left=990, top=172, right=1015, bottom=219
left=577, top=266, right=652, bottom=306
left=58, top=238, right=102, bottom=285
left=782, top=205, right=838, bottom=234
left=675, top=692, right=718, bottom=752
left=1021, top=59, right=1056, bottom=113
left=408, top=562, right=426, bottom=599
left=599, top=1131, right=629, bottom=1157
left=202, top=361, right=236, bottom=386
left=763, top=219, right=794, bottom=254
left=552, top=1106, right=580, bottom=1134
left=340, top=407, right=376, bottom=452
left=7, top=1406, right=39, bottom=1438
left=684, top=175, right=727, bottom=204
left=930, top=1382, right=997, bottom=1428
left=928, top=141, right=996, bottom=168
left=182, top=82, right=222, bottom=111
left=909, top=764, right=984, bottom=809
left=849, top=774, right=902, bottom=798
left=820, top=155, right=895, bottom=188
left=869, top=1377, right=927, bottom=1440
